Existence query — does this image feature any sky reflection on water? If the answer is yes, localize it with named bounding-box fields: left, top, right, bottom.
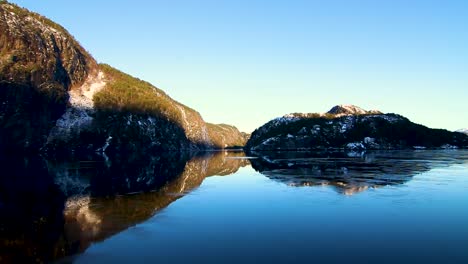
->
left=73, top=150, right=468, bottom=264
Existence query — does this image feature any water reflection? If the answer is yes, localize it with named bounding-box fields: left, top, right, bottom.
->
left=2, top=150, right=467, bottom=262
left=0, top=151, right=249, bottom=263
left=250, top=150, right=468, bottom=195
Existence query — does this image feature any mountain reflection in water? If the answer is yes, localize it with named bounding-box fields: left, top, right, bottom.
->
left=250, top=150, right=467, bottom=195
left=0, top=151, right=249, bottom=263
left=1, top=150, right=467, bottom=263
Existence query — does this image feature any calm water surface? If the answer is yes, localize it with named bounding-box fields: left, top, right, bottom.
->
left=1, top=150, right=468, bottom=263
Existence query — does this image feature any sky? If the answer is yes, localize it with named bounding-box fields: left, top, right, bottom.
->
left=10, top=0, right=468, bottom=132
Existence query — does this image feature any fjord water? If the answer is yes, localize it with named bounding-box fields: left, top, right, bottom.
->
left=1, top=151, right=468, bottom=263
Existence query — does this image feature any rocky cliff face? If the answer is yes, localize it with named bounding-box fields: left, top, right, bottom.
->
left=0, top=2, right=246, bottom=154
left=246, top=105, right=468, bottom=151
left=0, top=2, right=97, bottom=152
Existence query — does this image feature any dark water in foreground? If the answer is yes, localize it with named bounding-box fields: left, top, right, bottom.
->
left=1, top=150, right=468, bottom=263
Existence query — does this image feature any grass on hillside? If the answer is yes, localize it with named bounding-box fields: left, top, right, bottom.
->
left=95, top=64, right=186, bottom=124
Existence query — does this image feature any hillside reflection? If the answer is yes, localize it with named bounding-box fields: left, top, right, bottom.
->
left=250, top=150, right=468, bottom=195
left=0, top=151, right=249, bottom=263
left=2, top=150, right=466, bottom=262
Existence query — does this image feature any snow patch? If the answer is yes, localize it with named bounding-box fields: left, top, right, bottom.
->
left=261, top=137, right=279, bottom=145
left=339, top=116, right=355, bottom=133
left=69, top=71, right=106, bottom=109
left=362, top=115, right=402, bottom=123
left=346, top=142, right=366, bottom=150
left=413, top=146, right=426, bottom=150
left=328, top=104, right=367, bottom=116
left=440, top=144, right=458, bottom=149
left=46, top=72, right=106, bottom=144
left=271, top=115, right=300, bottom=127
left=97, top=136, right=112, bottom=153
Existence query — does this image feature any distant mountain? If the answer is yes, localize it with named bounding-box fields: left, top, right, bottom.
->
left=0, top=2, right=245, bottom=153
left=457, top=129, right=468, bottom=135
left=246, top=105, right=468, bottom=151
left=207, top=123, right=248, bottom=148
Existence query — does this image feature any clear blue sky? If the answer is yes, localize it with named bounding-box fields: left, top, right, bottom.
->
left=10, top=0, right=468, bottom=132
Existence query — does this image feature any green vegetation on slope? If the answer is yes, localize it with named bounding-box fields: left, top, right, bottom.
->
left=206, top=123, right=247, bottom=148
left=95, top=64, right=184, bottom=124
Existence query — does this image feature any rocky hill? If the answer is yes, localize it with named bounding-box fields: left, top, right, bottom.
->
left=246, top=105, right=468, bottom=151
left=0, top=2, right=245, bottom=153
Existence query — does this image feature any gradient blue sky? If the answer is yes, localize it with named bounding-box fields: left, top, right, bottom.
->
left=10, top=0, right=468, bottom=132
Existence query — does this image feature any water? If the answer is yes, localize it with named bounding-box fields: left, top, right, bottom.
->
left=1, top=150, right=468, bottom=263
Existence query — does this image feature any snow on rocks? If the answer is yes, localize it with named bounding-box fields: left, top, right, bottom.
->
left=364, top=137, right=375, bottom=144
left=440, top=144, right=458, bottom=149
left=46, top=71, right=106, bottom=145
left=252, top=137, right=280, bottom=150
left=339, top=116, right=355, bottom=133
left=271, top=115, right=300, bottom=127
left=261, top=137, right=279, bottom=145
left=362, top=114, right=402, bottom=124
left=328, top=104, right=368, bottom=116
left=69, top=71, right=106, bottom=109
left=413, top=146, right=426, bottom=150
left=345, top=142, right=366, bottom=150
left=97, top=136, right=113, bottom=153
left=298, top=127, right=308, bottom=135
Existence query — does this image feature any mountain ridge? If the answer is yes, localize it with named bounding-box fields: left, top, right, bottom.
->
left=0, top=1, right=246, bottom=153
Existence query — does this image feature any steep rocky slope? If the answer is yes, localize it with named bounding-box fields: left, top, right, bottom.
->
left=0, top=2, right=245, bottom=153
left=246, top=105, right=468, bottom=151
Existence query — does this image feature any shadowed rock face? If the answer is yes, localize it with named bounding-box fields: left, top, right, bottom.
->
left=250, top=150, right=468, bottom=195
left=0, top=2, right=97, bottom=153
left=0, top=151, right=250, bottom=263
